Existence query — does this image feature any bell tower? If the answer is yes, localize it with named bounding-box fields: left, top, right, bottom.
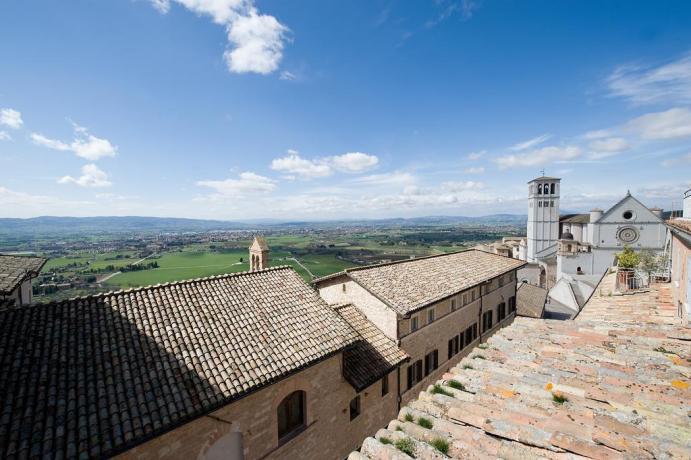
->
left=527, top=175, right=560, bottom=263
left=249, top=236, right=270, bottom=271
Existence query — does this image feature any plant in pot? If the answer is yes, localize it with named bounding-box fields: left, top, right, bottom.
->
left=616, top=245, right=639, bottom=288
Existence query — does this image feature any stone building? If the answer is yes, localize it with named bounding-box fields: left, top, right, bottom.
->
left=667, top=188, right=691, bottom=324
left=0, top=254, right=45, bottom=307
left=0, top=266, right=407, bottom=460
left=314, top=250, right=525, bottom=405
left=249, top=235, right=269, bottom=271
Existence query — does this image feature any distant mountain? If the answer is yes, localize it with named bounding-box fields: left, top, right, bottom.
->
left=0, top=214, right=527, bottom=238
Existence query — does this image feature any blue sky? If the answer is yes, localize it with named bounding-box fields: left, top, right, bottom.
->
left=1, top=0, right=690, bottom=220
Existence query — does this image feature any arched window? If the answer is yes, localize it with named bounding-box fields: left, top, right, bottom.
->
left=550, top=183, right=555, bottom=194
left=277, top=391, right=305, bottom=442
left=538, top=184, right=542, bottom=194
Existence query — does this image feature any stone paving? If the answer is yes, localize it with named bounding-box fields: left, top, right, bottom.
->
left=350, top=273, right=691, bottom=459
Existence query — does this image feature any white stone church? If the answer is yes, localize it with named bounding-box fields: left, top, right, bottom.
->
left=509, top=175, right=667, bottom=316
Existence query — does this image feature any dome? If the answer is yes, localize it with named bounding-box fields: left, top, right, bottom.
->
left=561, top=231, right=574, bottom=240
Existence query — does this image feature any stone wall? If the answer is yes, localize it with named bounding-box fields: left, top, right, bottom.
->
left=671, top=232, right=690, bottom=325
left=318, top=276, right=399, bottom=340
left=118, top=354, right=399, bottom=460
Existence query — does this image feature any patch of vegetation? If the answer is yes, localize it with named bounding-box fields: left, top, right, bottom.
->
left=473, top=354, right=486, bottom=360
left=431, top=384, right=453, bottom=397
left=430, top=438, right=450, bottom=455
left=654, top=346, right=673, bottom=354
left=616, top=245, right=640, bottom=269
left=478, top=343, right=488, bottom=349
left=552, top=392, right=568, bottom=404
left=417, top=417, right=433, bottom=429
left=395, top=438, right=415, bottom=457
left=447, top=380, right=465, bottom=391
left=395, top=425, right=404, bottom=431
left=462, top=363, right=473, bottom=369
left=379, top=436, right=392, bottom=445
left=403, top=412, right=414, bottom=422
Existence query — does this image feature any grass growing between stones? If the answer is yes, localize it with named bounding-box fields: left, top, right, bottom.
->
left=417, top=417, right=433, bottom=429
left=395, top=438, right=415, bottom=457
left=379, top=436, right=392, bottom=445
left=447, top=380, right=465, bottom=390
left=473, top=354, right=486, bottom=360
left=552, top=391, right=568, bottom=404
left=431, top=384, right=453, bottom=396
left=404, top=412, right=414, bottom=422
left=462, top=363, right=473, bottom=369
left=430, top=438, right=450, bottom=455
left=478, top=343, right=488, bottom=349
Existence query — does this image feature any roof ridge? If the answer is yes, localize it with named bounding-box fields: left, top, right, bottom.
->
left=28, top=265, right=296, bottom=308
left=345, top=248, right=475, bottom=273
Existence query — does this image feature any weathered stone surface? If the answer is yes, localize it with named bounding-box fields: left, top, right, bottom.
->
left=350, top=274, right=691, bottom=459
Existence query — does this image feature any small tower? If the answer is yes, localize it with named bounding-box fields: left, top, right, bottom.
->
left=249, top=235, right=269, bottom=271
left=526, top=175, right=561, bottom=263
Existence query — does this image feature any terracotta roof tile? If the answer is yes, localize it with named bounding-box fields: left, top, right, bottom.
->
left=344, top=250, right=525, bottom=315
left=0, top=267, right=357, bottom=459
left=334, top=304, right=408, bottom=391
left=0, top=254, right=46, bottom=294
left=352, top=274, right=690, bottom=459
left=516, top=282, right=547, bottom=318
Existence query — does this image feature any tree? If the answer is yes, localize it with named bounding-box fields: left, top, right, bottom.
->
left=638, top=250, right=658, bottom=276
left=617, top=245, right=640, bottom=269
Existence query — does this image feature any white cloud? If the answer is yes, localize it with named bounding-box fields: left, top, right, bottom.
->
left=351, top=171, right=416, bottom=187
left=607, top=53, right=691, bottom=105
left=441, top=181, right=483, bottom=192
left=196, top=171, right=276, bottom=195
left=626, top=107, right=691, bottom=140
left=329, top=152, right=379, bottom=173
left=0, top=131, right=11, bottom=141
left=31, top=123, right=117, bottom=160
left=279, top=70, right=297, bottom=81
left=583, top=129, right=612, bottom=140
left=463, top=166, right=484, bottom=174
left=509, top=134, right=550, bottom=151
left=58, top=164, right=112, bottom=188
left=0, top=108, right=23, bottom=129
left=494, top=145, right=582, bottom=169
left=270, top=151, right=331, bottom=178
left=662, top=152, right=691, bottom=167
left=588, top=137, right=630, bottom=155
left=467, top=150, right=485, bottom=160
left=151, top=1, right=289, bottom=75
left=270, top=150, right=379, bottom=179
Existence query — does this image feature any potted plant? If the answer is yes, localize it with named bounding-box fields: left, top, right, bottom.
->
left=616, top=246, right=639, bottom=288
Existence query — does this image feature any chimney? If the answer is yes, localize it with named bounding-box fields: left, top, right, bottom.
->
left=650, top=207, right=663, bottom=219
left=684, top=189, right=691, bottom=219
left=589, top=208, right=603, bottom=223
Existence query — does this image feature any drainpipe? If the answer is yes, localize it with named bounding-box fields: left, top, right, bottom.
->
left=396, top=366, right=401, bottom=412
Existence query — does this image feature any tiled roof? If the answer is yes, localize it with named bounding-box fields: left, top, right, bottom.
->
left=0, top=254, right=46, bottom=294
left=351, top=274, right=691, bottom=460
left=559, top=213, right=590, bottom=224
left=339, top=250, right=525, bottom=315
left=0, top=267, right=357, bottom=459
left=667, top=218, right=691, bottom=237
left=334, top=304, right=409, bottom=391
left=515, top=282, right=547, bottom=318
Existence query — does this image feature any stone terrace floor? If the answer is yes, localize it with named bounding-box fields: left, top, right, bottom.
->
left=350, top=273, right=691, bottom=459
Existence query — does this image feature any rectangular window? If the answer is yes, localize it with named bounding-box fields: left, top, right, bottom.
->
left=463, top=293, right=468, bottom=305
left=473, top=323, right=478, bottom=340
left=454, top=335, right=460, bottom=354
left=498, top=275, right=504, bottom=287
left=509, top=296, right=516, bottom=312
left=550, top=200, right=554, bottom=207
left=410, top=316, right=418, bottom=332
left=464, top=327, right=472, bottom=347
left=349, top=395, right=361, bottom=421
left=482, top=311, right=493, bottom=333
left=407, top=360, right=423, bottom=389
left=451, top=298, right=457, bottom=310
left=448, top=338, right=454, bottom=360
left=471, top=290, right=476, bottom=301
left=424, top=350, right=439, bottom=376
left=539, top=201, right=542, bottom=207
left=381, top=374, right=389, bottom=396
left=498, top=303, right=506, bottom=321
left=428, top=308, right=435, bottom=323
